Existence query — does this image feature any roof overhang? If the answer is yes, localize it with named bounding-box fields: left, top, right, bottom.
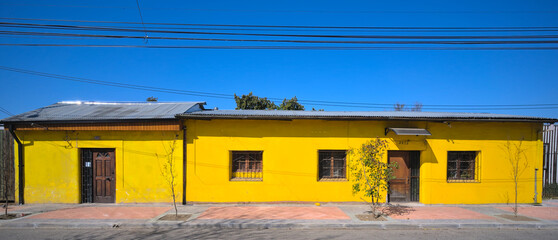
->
left=178, top=114, right=557, bottom=123
left=385, top=127, right=432, bottom=136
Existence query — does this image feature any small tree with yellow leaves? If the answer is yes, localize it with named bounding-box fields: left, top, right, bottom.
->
left=348, top=138, right=398, bottom=218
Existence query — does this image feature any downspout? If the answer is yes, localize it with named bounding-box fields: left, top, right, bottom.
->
left=534, top=168, right=538, bottom=204
left=182, top=122, right=187, bottom=205
left=7, top=125, right=24, bottom=205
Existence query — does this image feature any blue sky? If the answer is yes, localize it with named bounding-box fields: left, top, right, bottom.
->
left=0, top=0, right=557, bottom=118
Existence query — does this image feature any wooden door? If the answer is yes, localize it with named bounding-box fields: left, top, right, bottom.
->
left=389, top=151, right=411, bottom=202
left=92, top=150, right=115, bottom=203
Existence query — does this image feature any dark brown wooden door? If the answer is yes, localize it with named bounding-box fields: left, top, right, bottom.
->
left=92, top=150, right=115, bottom=203
left=389, top=151, right=411, bottom=202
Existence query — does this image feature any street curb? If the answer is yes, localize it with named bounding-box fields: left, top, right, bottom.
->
left=2, top=221, right=558, bottom=230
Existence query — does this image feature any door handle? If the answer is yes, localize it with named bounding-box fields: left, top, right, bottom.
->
left=106, top=177, right=111, bottom=181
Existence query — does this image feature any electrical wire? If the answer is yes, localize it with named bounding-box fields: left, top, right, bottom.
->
left=1, top=65, right=557, bottom=110
left=0, top=106, right=14, bottom=116
left=2, top=22, right=558, bottom=40
left=0, top=65, right=231, bottom=99
left=2, top=23, right=558, bottom=33
left=1, top=5, right=558, bottom=14
left=2, top=17, right=558, bottom=31
left=2, top=30, right=558, bottom=45
left=2, top=44, right=558, bottom=51
left=134, top=0, right=148, bottom=42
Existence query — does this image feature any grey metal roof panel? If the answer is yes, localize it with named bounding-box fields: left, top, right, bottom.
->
left=178, top=110, right=557, bottom=122
left=1, top=101, right=206, bottom=123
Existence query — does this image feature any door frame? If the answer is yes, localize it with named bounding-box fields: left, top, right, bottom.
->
left=388, top=150, right=420, bottom=202
left=80, top=148, right=116, bottom=203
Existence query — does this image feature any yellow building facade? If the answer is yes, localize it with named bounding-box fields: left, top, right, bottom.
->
left=184, top=118, right=543, bottom=204
left=3, top=102, right=554, bottom=205
left=13, top=130, right=183, bottom=204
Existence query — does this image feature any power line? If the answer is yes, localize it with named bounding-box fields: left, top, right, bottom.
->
left=2, top=44, right=558, bottom=51
left=0, top=65, right=557, bottom=110
left=2, top=4, right=558, bottom=14
left=2, top=22, right=558, bottom=40
left=3, top=21, right=557, bottom=33
left=2, top=17, right=558, bottom=31
left=0, top=106, right=14, bottom=116
left=134, top=0, right=148, bottom=42
left=0, top=66, right=231, bottom=99
left=3, top=30, right=558, bottom=45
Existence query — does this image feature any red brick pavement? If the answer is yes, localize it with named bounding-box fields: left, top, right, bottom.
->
left=389, top=207, right=495, bottom=220
left=198, top=207, right=351, bottom=220
left=28, top=207, right=171, bottom=219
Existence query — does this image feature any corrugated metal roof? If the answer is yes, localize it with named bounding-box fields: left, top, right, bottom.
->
left=178, top=110, right=557, bottom=123
left=1, top=101, right=206, bottom=123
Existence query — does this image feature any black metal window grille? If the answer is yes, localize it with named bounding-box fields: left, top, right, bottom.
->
left=81, top=149, right=93, bottom=203
left=409, top=151, right=420, bottom=202
left=319, top=150, right=347, bottom=179
left=447, top=151, right=477, bottom=181
left=231, top=151, right=263, bottom=179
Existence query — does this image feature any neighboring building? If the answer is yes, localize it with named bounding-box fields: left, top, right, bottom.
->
left=543, top=124, right=558, bottom=186
left=1, top=101, right=556, bottom=204
left=0, top=127, right=15, bottom=202
left=1, top=101, right=205, bottom=204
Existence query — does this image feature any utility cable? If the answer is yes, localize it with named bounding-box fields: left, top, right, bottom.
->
left=2, top=30, right=558, bottom=45
left=2, top=17, right=558, bottom=31
left=1, top=65, right=557, bottom=110
left=0, top=106, right=14, bottom=116
left=1, top=44, right=558, bottom=51
left=2, top=22, right=558, bottom=39
left=134, top=0, right=148, bottom=43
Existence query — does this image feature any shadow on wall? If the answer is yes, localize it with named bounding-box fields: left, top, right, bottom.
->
left=189, top=119, right=539, bottom=142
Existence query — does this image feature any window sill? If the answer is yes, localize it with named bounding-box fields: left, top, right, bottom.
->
left=230, top=178, right=263, bottom=182
left=318, top=178, right=348, bottom=182
left=447, top=179, right=479, bottom=183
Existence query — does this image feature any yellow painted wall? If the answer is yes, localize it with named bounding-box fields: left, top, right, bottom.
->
left=14, top=119, right=543, bottom=204
left=186, top=119, right=543, bottom=204
left=14, top=130, right=183, bottom=204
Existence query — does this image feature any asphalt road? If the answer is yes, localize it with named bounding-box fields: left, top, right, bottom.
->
left=1, top=228, right=557, bottom=240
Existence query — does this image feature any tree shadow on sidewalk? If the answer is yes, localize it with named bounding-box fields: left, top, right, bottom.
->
left=380, top=204, right=415, bottom=217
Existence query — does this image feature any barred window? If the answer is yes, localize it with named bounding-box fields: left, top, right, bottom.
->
left=319, top=150, right=347, bottom=180
left=231, top=151, right=263, bottom=180
left=447, top=151, right=477, bottom=181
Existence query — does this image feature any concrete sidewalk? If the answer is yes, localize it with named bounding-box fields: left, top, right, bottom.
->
left=2, top=200, right=558, bottom=230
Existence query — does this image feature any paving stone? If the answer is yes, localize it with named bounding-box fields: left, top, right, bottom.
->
left=383, top=224, right=421, bottom=230
left=28, top=206, right=171, bottom=220
left=496, top=207, right=558, bottom=220
left=198, top=206, right=350, bottom=220
left=418, top=223, right=460, bottom=229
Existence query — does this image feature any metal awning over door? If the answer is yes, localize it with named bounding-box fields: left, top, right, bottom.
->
left=385, top=128, right=431, bottom=136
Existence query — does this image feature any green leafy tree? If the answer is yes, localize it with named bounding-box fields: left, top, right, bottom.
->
left=234, top=92, right=277, bottom=110
left=234, top=93, right=305, bottom=110
left=348, top=138, right=398, bottom=218
left=278, top=96, right=304, bottom=110
left=146, top=97, right=158, bottom=102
